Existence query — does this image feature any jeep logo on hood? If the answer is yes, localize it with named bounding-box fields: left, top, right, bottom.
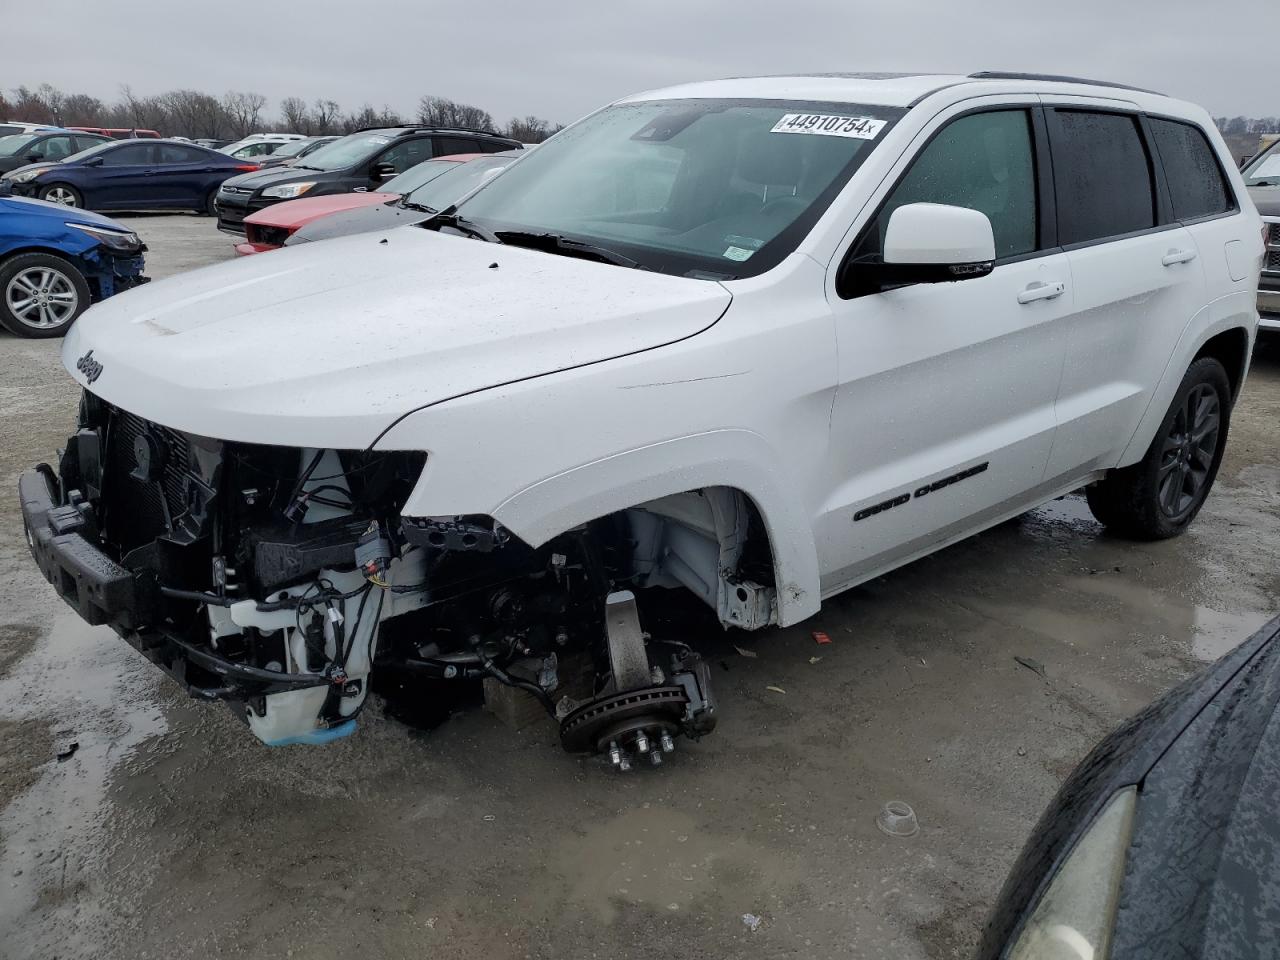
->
left=76, top=350, right=103, bottom=384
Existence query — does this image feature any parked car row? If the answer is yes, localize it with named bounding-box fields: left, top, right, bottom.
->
left=237, top=152, right=518, bottom=253
left=0, top=139, right=259, bottom=212
left=213, top=124, right=520, bottom=232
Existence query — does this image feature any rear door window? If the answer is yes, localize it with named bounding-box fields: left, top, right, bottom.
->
left=433, top=136, right=481, bottom=157
left=158, top=144, right=209, bottom=164
left=1148, top=118, right=1235, bottom=221
left=99, top=144, right=155, bottom=166
left=1048, top=110, right=1156, bottom=246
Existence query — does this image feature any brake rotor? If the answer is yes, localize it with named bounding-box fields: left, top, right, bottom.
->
left=559, top=685, right=688, bottom=754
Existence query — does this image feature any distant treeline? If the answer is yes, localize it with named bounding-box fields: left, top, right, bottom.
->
left=0, top=83, right=562, bottom=142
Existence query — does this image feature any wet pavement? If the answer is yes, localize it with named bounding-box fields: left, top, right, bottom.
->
left=1, top=215, right=1277, bottom=959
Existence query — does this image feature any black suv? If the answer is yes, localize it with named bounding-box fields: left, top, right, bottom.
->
left=213, top=126, right=520, bottom=234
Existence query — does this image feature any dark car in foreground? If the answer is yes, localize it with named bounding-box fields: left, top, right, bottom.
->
left=213, top=125, right=520, bottom=234
left=1245, top=141, right=1280, bottom=331
left=0, top=196, right=146, bottom=337
left=238, top=152, right=517, bottom=253
left=0, top=130, right=110, bottom=174
left=979, top=614, right=1280, bottom=960
left=0, top=139, right=259, bottom=213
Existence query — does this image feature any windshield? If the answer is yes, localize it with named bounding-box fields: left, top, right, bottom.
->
left=0, top=134, right=38, bottom=157
left=294, top=132, right=392, bottom=171
left=454, top=99, right=899, bottom=279
left=1244, top=140, right=1280, bottom=185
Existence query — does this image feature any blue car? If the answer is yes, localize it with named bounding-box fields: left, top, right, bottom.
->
left=0, top=139, right=258, bottom=215
left=0, top=195, right=147, bottom=338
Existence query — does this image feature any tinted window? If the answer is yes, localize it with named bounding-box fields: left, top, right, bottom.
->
left=377, top=137, right=434, bottom=173
left=99, top=144, right=153, bottom=166
left=478, top=138, right=514, bottom=154
left=1051, top=111, right=1155, bottom=245
left=72, top=135, right=107, bottom=153
left=434, top=136, right=480, bottom=157
left=35, top=135, right=76, bottom=160
left=158, top=144, right=209, bottom=164
left=857, top=109, right=1038, bottom=261
left=1148, top=119, right=1233, bottom=221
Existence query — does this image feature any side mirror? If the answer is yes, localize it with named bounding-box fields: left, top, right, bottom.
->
left=841, top=203, right=996, bottom=297
left=85, top=156, right=104, bottom=167
left=26, top=153, right=42, bottom=163
left=371, top=162, right=397, bottom=181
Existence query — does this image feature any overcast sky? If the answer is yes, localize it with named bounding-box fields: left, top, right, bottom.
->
left=8, top=0, right=1277, bottom=123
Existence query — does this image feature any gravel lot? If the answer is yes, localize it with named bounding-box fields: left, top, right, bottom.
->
left=1, top=214, right=1278, bottom=960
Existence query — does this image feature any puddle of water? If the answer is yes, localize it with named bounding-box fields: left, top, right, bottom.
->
left=1191, top=607, right=1273, bottom=662
left=0, top=613, right=167, bottom=953
left=1030, top=493, right=1098, bottom=529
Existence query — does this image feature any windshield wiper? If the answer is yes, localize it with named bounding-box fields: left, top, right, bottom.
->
left=493, top=230, right=647, bottom=269
left=398, top=200, right=439, bottom=214
left=1251, top=180, right=1279, bottom=187
left=416, top=204, right=500, bottom=242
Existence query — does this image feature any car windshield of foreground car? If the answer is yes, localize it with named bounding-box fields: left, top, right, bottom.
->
left=452, top=99, right=899, bottom=279
left=292, top=132, right=394, bottom=172
left=1244, top=140, right=1280, bottom=185
left=400, top=156, right=514, bottom=211
left=0, top=134, right=38, bottom=157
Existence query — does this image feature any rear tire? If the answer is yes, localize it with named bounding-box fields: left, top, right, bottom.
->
left=1085, top=357, right=1231, bottom=539
left=39, top=183, right=82, bottom=208
left=201, top=188, right=218, bottom=216
left=0, top=252, right=92, bottom=338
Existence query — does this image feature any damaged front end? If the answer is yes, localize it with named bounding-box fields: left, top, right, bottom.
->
left=20, top=392, right=724, bottom=762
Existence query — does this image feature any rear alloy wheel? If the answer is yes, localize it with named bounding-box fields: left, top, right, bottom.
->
left=39, top=183, right=82, bottom=207
left=0, top=253, right=91, bottom=338
left=1086, top=357, right=1231, bottom=539
left=202, top=188, right=218, bottom=216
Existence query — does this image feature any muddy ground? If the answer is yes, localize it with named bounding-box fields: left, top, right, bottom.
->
left=1, top=214, right=1277, bottom=960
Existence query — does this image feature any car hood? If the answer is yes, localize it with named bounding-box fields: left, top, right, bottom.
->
left=221, top=165, right=334, bottom=192
left=62, top=226, right=731, bottom=448
left=0, top=195, right=132, bottom=231
left=1248, top=184, right=1280, bottom=219
left=245, top=191, right=398, bottom=229
left=289, top=199, right=426, bottom=242
left=1108, top=623, right=1280, bottom=959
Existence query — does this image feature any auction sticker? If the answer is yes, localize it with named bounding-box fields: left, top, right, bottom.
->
left=770, top=114, right=886, bottom=140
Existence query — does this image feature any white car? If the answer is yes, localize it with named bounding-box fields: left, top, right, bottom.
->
left=20, top=72, right=1263, bottom=766
left=219, top=133, right=306, bottom=158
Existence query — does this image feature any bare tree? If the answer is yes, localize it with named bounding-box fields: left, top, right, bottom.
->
left=279, top=96, right=309, bottom=134
left=9, top=86, right=54, bottom=124
left=416, top=95, right=494, bottom=132
left=61, top=93, right=107, bottom=126
left=506, top=115, right=556, bottom=143
left=223, top=90, right=268, bottom=137
left=309, top=98, right=341, bottom=134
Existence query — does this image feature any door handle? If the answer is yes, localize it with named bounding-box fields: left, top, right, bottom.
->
left=1162, top=248, right=1197, bottom=267
left=1017, top=281, right=1066, bottom=305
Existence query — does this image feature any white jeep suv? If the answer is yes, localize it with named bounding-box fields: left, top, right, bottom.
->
left=20, top=72, right=1263, bottom=765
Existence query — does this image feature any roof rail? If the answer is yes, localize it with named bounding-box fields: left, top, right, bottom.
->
left=968, top=71, right=1163, bottom=95
left=355, top=124, right=513, bottom=138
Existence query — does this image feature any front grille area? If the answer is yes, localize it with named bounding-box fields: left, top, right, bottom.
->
left=246, top=224, right=291, bottom=247
left=1266, top=223, right=1280, bottom=274
left=101, top=410, right=194, bottom=553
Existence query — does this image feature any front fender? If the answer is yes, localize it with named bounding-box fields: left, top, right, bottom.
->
left=489, top=429, right=821, bottom=626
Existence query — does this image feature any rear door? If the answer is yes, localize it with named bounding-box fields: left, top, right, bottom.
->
left=433, top=136, right=481, bottom=157
left=1042, top=106, right=1207, bottom=477
left=150, top=143, right=218, bottom=207
left=88, top=142, right=157, bottom=209
left=369, top=136, right=435, bottom=187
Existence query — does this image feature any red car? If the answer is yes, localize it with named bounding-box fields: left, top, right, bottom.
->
left=235, top=153, right=481, bottom=255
